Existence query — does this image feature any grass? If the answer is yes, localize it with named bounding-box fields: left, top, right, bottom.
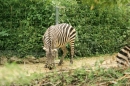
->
left=0, top=65, right=130, bottom=85
left=35, top=67, right=130, bottom=86
left=0, top=63, right=44, bottom=85
left=0, top=56, right=130, bottom=86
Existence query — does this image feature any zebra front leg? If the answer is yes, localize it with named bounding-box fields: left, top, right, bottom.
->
left=44, top=61, right=48, bottom=68
left=58, top=46, right=68, bottom=66
left=54, top=49, right=58, bottom=59
left=44, top=57, right=55, bottom=70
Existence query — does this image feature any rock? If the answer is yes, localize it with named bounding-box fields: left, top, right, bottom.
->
left=9, top=56, right=23, bottom=64
left=0, top=56, right=8, bottom=65
left=38, top=57, right=46, bottom=63
left=25, top=55, right=36, bottom=63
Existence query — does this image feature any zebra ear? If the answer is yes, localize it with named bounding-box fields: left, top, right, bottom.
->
left=53, top=49, right=57, bottom=52
left=42, top=46, right=46, bottom=51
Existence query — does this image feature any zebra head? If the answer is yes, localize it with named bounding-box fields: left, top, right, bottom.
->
left=42, top=46, right=57, bottom=70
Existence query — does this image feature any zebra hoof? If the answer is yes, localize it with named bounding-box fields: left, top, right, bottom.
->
left=58, top=63, right=61, bottom=66
left=44, top=64, right=53, bottom=69
left=70, top=60, right=73, bottom=64
left=58, top=61, right=63, bottom=66
left=44, top=64, right=48, bottom=68
left=47, top=63, right=55, bottom=70
left=48, top=66, right=53, bottom=70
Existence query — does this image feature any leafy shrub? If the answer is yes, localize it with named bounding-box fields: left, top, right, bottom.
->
left=0, top=0, right=130, bottom=57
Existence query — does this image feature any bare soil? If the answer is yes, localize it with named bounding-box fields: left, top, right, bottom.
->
left=0, top=54, right=117, bottom=74
left=0, top=54, right=118, bottom=85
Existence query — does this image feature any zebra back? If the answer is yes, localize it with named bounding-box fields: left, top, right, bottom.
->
left=43, top=23, right=76, bottom=49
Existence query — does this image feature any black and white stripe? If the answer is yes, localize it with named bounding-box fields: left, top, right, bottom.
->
left=116, top=45, right=130, bottom=67
left=42, top=23, right=76, bottom=69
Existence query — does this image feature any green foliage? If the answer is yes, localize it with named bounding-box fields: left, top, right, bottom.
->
left=0, top=63, right=44, bottom=85
left=10, top=67, right=130, bottom=85
left=0, top=30, right=9, bottom=49
left=0, top=0, right=55, bottom=57
left=0, top=30, right=9, bottom=37
left=66, top=67, right=128, bottom=85
left=0, top=0, right=130, bottom=57
left=79, top=0, right=130, bottom=10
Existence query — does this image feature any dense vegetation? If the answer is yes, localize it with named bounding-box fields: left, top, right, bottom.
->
left=1, top=62, right=130, bottom=85
left=0, top=0, right=130, bottom=57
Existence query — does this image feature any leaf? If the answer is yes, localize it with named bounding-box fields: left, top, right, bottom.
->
left=0, top=31, right=9, bottom=37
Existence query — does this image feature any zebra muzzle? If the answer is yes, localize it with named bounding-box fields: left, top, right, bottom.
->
left=45, top=63, right=55, bottom=70
left=49, top=63, right=55, bottom=70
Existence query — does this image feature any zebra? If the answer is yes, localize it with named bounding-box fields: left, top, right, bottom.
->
left=116, top=45, right=130, bottom=67
left=42, top=23, right=76, bottom=69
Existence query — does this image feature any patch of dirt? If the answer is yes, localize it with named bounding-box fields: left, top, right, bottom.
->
left=0, top=54, right=118, bottom=75
left=0, top=54, right=118, bottom=85
left=11, top=54, right=118, bottom=73
left=0, top=55, right=46, bottom=65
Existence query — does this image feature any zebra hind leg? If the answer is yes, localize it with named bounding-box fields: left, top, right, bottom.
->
left=69, top=49, right=73, bottom=64
left=58, top=46, right=68, bottom=66
left=44, top=60, right=48, bottom=68
left=70, top=42, right=75, bottom=64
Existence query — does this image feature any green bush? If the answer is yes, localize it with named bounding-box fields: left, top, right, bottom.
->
left=0, top=0, right=55, bottom=57
left=0, top=0, right=130, bottom=57
left=61, top=4, right=130, bottom=56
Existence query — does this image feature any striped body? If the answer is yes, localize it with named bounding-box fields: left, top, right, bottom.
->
left=43, top=23, right=76, bottom=69
left=116, top=45, right=130, bottom=67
